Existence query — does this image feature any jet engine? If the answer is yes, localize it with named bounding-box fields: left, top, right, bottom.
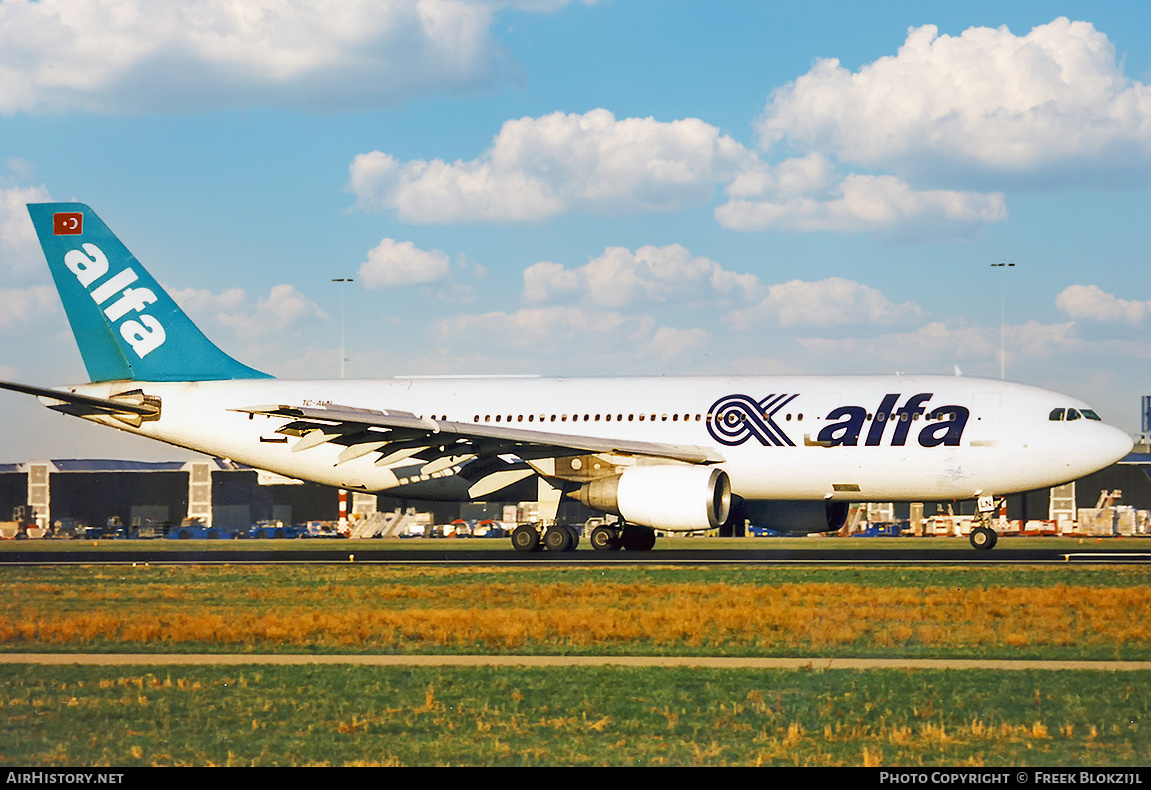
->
left=741, top=500, right=850, bottom=534
left=575, top=465, right=731, bottom=532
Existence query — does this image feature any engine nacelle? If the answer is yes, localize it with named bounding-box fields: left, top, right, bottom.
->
left=741, top=500, right=850, bottom=534
left=575, top=465, right=731, bottom=532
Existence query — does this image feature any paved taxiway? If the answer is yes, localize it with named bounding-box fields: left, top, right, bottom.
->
left=2, top=544, right=1151, bottom=565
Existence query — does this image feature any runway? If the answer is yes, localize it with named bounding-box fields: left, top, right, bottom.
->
left=2, top=541, right=1151, bottom=565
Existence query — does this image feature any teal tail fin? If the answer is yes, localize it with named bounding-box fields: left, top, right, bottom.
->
left=27, top=203, right=272, bottom=383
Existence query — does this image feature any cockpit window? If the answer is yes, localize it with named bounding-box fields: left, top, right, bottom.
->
left=1050, top=407, right=1103, bottom=422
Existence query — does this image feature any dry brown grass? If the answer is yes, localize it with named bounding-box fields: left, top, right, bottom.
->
left=3, top=570, right=1150, bottom=655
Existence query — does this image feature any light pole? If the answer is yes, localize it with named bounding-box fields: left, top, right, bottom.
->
left=990, top=262, right=1014, bottom=380
left=332, top=278, right=354, bottom=379
left=331, top=277, right=354, bottom=534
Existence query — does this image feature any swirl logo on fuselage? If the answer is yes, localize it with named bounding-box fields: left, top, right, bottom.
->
left=707, top=391, right=972, bottom=449
left=706, top=394, right=798, bottom=447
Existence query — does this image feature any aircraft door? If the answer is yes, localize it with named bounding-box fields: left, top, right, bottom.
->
left=969, top=393, right=1001, bottom=446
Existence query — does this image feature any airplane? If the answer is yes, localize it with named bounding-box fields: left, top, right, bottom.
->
left=0, top=203, right=1134, bottom=552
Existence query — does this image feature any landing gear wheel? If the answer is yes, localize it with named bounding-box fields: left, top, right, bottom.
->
left=590, top=524, right=622, bottom=551
left=511, top=524, right=542, bottom=553
left=969, top=525, right=998, bottom=550
left=544, top=525, right=575, bottom=552
left=620, top=524, right=657, bottom=551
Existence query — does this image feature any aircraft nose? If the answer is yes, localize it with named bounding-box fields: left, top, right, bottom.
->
left=1094, top=424, right=1135, bottom=469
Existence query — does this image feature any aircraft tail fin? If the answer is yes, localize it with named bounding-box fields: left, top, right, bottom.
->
left=27, top=203, right=271, bottom=383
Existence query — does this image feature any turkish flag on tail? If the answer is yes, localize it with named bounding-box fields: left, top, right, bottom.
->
left=53, top=212, right=83, bottom=235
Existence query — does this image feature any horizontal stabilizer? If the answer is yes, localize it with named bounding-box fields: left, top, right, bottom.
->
left=0, top=380, right=159, bottom=417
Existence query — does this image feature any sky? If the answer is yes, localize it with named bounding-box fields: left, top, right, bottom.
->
left=2, top=0, right=1151, bottom=463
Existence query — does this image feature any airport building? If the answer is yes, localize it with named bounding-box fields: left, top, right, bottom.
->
left=1, top=450, right=1149, bottom=538
left=0, top=459, right=334, bottom=533
left=0, top=458, right=490, bottom=536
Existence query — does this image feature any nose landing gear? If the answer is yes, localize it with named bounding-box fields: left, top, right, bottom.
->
left=969, top=495, right=1001, bottom=550
left=969, top=524, right=998, bottom=550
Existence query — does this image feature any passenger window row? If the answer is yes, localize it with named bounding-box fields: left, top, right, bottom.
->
left=470, top=413, right=706, bottom=424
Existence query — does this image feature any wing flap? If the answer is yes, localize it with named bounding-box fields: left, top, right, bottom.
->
left=242, top=404, right=436, bottom=432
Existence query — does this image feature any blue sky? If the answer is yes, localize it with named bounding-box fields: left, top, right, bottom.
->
left=2, top=0, right=1151, bottom=462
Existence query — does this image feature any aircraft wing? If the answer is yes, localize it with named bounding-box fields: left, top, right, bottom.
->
left=234, top=403, right=725, bottom=466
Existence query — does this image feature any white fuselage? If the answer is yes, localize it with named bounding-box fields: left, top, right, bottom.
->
left=57, top=374, right=1133, bottom=504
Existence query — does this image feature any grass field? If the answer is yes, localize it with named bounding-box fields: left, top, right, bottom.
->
left=3, top=664, right=1149, bottom=766
left=2, top=550, right=1149, bottom=766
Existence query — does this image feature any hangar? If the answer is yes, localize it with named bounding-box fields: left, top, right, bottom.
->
left=0, top=458, right=505, bottom=535
left=0, top=459, right=336, bottom=533
left=1, top=451, right=1149, bottom=537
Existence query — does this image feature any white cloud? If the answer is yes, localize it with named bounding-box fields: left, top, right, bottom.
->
left=349, top=109, right=760, bottom=223
left=724, top=152, right=837, bottom=200
left=349, top=17, right=1139, bottom=236
left=647, top=326, right=710, bottom=360
left=0, top=184, right=53, bottom=279
left=716, top=174, right=1007, bottom=235
left=523, top=244, right=760, bottom=308
left=728, top=277, right=923, bottom=331
left=439, top=306, right=630, bottom=343
left=796, top=321, right=992, bottom=374
left=438, top=305, right=637, bottom=346
left=1056, top=284, right=1151, bottom=326
left=1009, top=319, right=1081, bottom=359
left=795, top=319, right=1084, bottom=376
left=358, top=238, right=452, bottom=288
left=167, top=286, right=248, bottom=315
left=0, top=0, right=570, bottom=114
left=351, top=108, right=1009, bottom=237
left=257, top=284, right=328, bottom=327
left=759, top=18, right=1151, bottom=183
left=520, top=243, right=919, bottom=333
left=435, top=304, right=710, bottom=367
left=170, top=283, right=326, bottom=340
left=0, top=286, right=58, bottom=332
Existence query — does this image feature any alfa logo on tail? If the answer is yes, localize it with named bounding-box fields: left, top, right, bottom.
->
left=30, top=202, right=271, bottom=382
left=62, top=242, right=167, bottom=359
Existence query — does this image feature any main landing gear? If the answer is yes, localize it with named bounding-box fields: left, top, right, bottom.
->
left=590, top=521, right=656, bottom=552
left=511, top=523, right=580, bottom=553
left=510, top=521, right=657, bottom=553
